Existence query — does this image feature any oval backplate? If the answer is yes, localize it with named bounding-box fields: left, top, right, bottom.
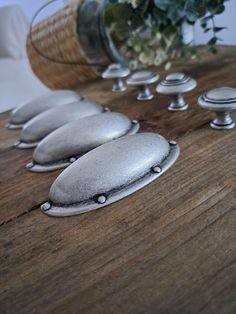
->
left=7, top=90, right=82, bottom=129
left=15, top=100, right=105, bottom=149
left=28, top=112, right=140, bottom=172
left=41, top=133, right=180, bottom=217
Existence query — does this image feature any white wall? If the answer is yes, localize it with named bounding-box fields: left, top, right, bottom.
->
left=0, top=0, right=65, bottom=22
left=195, top=0, right=236, bottom=45
left=0, top=0, right=236, bottom=44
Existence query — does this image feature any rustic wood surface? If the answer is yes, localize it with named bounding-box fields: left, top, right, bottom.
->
left=0, top=46, right=236, bottom=314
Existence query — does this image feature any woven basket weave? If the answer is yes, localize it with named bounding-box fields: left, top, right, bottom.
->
left=27, top=0, right=101, bottom=90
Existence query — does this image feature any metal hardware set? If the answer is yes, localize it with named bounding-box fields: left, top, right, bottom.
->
left=102, top=64, right=236, bottom=129
left=5, top=66, right=236, bottom=217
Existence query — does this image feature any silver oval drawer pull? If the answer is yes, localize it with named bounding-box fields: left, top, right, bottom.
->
left=156, top=73, right=197, bottom=111
left=14, top=100, right=106, bottom=149
left=127, top=71, right=159, bottom=101
left=6, top=90, right=82, bottom=129
left=198, top=87, right=236, bottom=130
left=102, top=64, right=130, bottom=92
left=41, top=133, right=179, bottom=217
left=27, top=112, right=139, bottom=172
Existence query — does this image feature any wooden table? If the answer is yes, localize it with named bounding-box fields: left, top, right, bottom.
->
left=0, top=46, right=236, bottom=314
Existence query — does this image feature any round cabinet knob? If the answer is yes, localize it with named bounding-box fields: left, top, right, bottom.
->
left=156, top=73, right=197, bottom=111
left=198, top=87, right=236, bottom=130
left=102, top=63, right=130, bottom=92
left=127, top=71, right=159, bottom=101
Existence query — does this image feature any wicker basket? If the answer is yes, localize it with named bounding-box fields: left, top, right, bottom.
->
left=27, top=0, right=109, bottom=89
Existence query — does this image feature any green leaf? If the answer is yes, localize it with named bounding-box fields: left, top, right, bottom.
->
left=213, top=26, right=227, bottom=32
left=201, top=15, right=213, bottom=23
left=204, top=27, right=211, bottom=33
left=208, top=4, right=225, bottom=15
left=113, top=22, right=131, bottom=41
left=112, top=3, right=133, bottom=20
left=208, top=36, right=217, bottom=46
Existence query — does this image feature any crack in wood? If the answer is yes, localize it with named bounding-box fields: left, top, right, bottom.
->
left=0, top=202, right=44, bottom=227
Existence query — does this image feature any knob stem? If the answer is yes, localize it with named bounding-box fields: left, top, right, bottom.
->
left=211, top=111, right=235, bottom=130
left=138, top=85, right=153, bottom=101
left=113, top=78, right=126, bottom=92
left=169, top=94, right=188, bottom=111
left=127, top=71, right=159, bottom=101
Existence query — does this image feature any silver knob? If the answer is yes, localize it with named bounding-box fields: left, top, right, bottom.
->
left=127, top=71, right=159, bottom=101
left=198, top=87, right=236, bottom=130
left=157, top=73, right=197, bottom=111
left=102, top=63, right=130, bottom=92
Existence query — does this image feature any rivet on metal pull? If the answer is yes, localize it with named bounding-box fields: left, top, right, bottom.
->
left=169, top=140, right=177, bottom=146
left=41, top=202, right=51, bottom=212
left=69, top=157, right=77, bottom=163
left=97, top=195, right=107, bottom=204
left=14, top=141, right=21, bottom=147
left=26, top=162, right=34, bottom=170
left=152, top=166, right=162, bottom=174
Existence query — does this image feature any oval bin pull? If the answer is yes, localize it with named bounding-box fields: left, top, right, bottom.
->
left=6, top=90, right=82, bottom=129
left=27, top=112, right=140, bottom=172
left=14, top=100, right=106, bottom=149
left=41, top=133, right=180, bottom=217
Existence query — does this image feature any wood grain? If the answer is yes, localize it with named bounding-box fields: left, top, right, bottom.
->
left=0, top=46, right=236, bottom=314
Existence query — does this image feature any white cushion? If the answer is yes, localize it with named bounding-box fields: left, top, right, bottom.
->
left=0, top=5, right=29, bottom=59
left=0, top=58, right=49, bottom=113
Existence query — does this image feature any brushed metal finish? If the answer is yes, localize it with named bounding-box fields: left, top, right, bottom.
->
left=157, top=73, right=197, bottom=111
left=15, top=100, right=105, bottom=149
left=6, top=90, right=82, bottom=129
left=102, top=64, right=130, bottom=92
left=127, top=71, right=159, bottom=101
left=41, top=133, right=180, bottom=217
left=198, top=87, right=236, bottom=130
left=27, top=112, right=140, bottom=172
